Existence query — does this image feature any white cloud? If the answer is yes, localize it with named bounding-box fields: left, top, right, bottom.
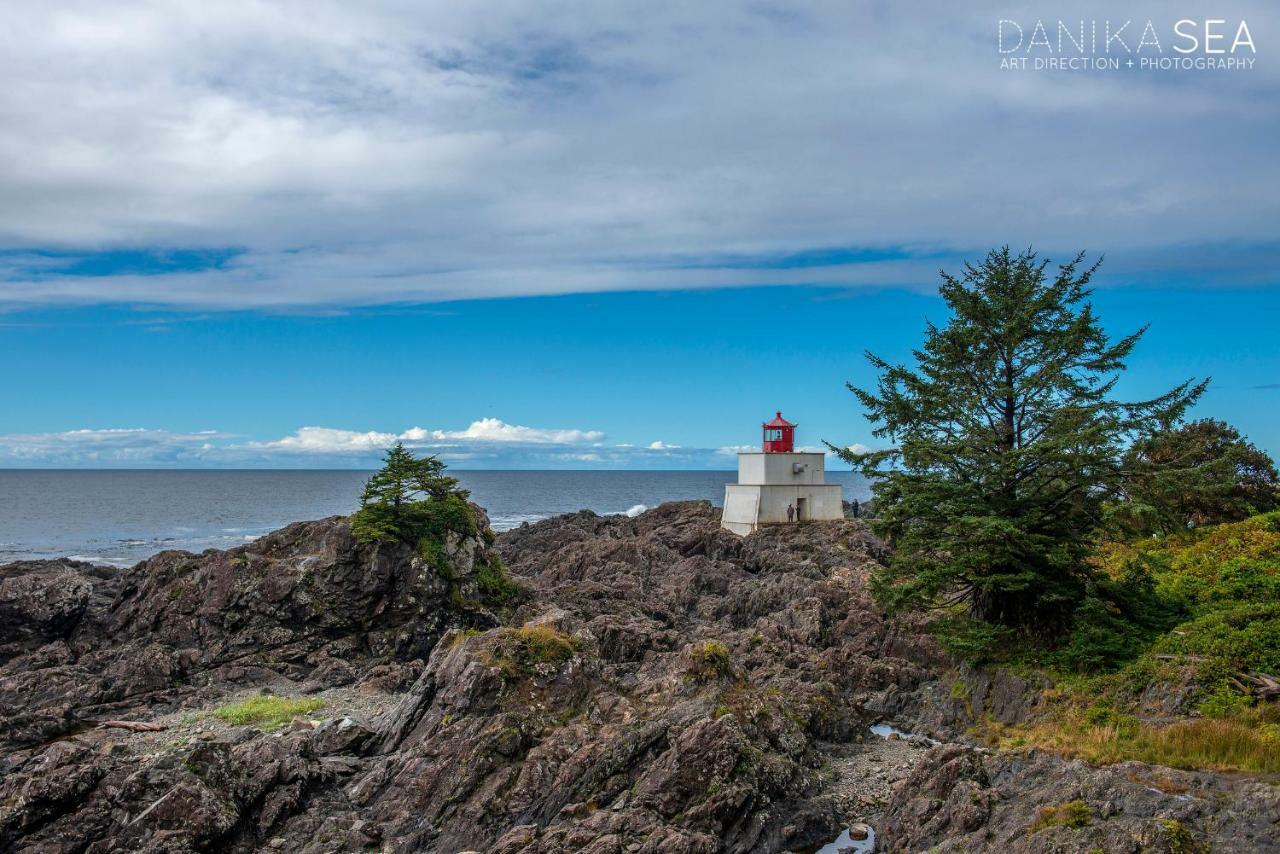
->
left=0, top=420, right=867, bottom=469
left=248, top=426, right=399, bottom=453
left=429, top=418, right=604, bottom=445
left=0, top=418, right=655, bottom=468
left=0, top=2, right=1274, bottom=308
left=239, top=419, right=605, bottom=456
left=0, top=427, right=234, bottom=465
left=845, top=443, right=873, bottom=456
left=716, top=444, right=756, bottom=456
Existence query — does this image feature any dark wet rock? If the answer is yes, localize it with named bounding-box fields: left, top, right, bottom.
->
left=879, top=744, right=1280, bottom=853
left=0, top=562, right=92, bottom=645
left=0, top=511, right=502, bottom=754
left=2, top=500, right=1277, bottom=853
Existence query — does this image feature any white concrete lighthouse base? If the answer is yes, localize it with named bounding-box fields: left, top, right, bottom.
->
left=720, top=483, right=844, bottom=535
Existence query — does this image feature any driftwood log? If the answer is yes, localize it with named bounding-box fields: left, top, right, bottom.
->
left=1153, top=654, right=1280, bottom=701
left=1240, top=672, right=1280, bottom=701
left=98, top=720, right=168, bottom=732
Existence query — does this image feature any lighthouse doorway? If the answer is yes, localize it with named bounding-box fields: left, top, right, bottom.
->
left=796, top=497, right=806, bottom=521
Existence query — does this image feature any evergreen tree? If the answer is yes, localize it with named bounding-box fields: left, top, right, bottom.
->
left=1116, top=419, right=1279, bottom=534
left=836, top=247, right=1205, bottom=632
left=358, top=442, right=460, bottom=517
left=353, top=443, right=467, bottom=543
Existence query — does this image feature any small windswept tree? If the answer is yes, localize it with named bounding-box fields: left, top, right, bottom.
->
left=353, top=443, right=469, bottom=543
left=359, top=443, right=460, bottom=514
left=834, top=247, right=1205, bottom=634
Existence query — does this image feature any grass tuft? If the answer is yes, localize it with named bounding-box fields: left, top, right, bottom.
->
left=1029, top=800, right=1092, bottom=834
left=988, top=709, right=1280, bottom=774
left=213, top=696, right=326, bottom=729
left=487, top=625, right=578, bottom=680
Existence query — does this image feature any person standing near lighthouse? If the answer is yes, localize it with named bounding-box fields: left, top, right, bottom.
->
left=787, top=503, right=795, bottom=523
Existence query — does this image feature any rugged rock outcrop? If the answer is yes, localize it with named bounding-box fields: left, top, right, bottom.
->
left=0, top=511, right=501, bottom=754
left=879, top=745, right=1278, bottom=853
left=2, top=501, right=1277, bottom=852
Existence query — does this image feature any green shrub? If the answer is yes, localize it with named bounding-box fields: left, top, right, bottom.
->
left=1050, top=597, right=1150, bottom=673
left=351, top=444, right=476, bottom=547
left=488, top=625, right=578, bottom=680
left=1032, top=513, right=1280, bottom=704
left=1198, top=682, right=1252, bottom=718
left=476, top=557, right=523, bottom=605
left=1029, top=801, right=1092, bottom=833
left=930, top=616, right=1013, bottom=664
left=1152, top=602, right=1280, bottom=676
left=213, top=696, right=326, bottom=728
left=975, top=512, right=1280, bottom=771
left=355, top=490, right=478, bottom=547
left=688, top=641, right=733, bottom=682
left=1158, top=819, right=1206, bottom=854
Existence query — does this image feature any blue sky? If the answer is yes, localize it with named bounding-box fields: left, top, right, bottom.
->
left=4, top=277, right=1277, bottom=467
left=0, top=2, right=1277, bottom=467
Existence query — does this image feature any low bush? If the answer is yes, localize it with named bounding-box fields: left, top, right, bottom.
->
left=688, top=641, right=734, bottom=682
left=354, top=490, right=478, bottom=548
left=930, top=616, right=1014, bottom=664
left=488, top=625, right=578, bottom=680
left=1029, top=800, right=1092, bottom=833
left=475, top=557, right=524, bottom=605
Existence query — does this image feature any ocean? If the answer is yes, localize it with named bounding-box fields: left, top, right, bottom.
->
left=0, top=469, right=870, bottom=567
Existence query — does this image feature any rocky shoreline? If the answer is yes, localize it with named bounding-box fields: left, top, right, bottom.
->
left=2, top=501, right=1276, bottom=852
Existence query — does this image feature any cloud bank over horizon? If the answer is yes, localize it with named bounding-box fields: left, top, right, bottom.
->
left=0, top=418, right=786, bottom=469
left=0, top=1, right=1276, bottom=310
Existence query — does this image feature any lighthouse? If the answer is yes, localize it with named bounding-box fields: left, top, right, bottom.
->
left=720, top=411, right=844, bottom=535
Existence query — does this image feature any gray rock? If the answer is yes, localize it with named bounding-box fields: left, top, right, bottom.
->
left=1, top=501, right=1276, bottom=853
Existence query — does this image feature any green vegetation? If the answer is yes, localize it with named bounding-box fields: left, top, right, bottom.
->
left=487, top=625, right=578, bottom=680
left=1028, top=800, right=1092, bottom=833
left=1115, top=419, right=1279, bottom=536
left=830, top=246, right=1280, bottom=774
left=989, top=706, right=1280, bottom=774
left=837, top=247, right=1204, bottom=639
left=351, top=443, right=524, bottom=611
left=1157, top=819, right=1206, bottom=854
left=213, top=696, right=326, bottom=728
left=1090, top=512, right=1280, bottom=697
left=688, top=640, right=734, bottom=682
left=475, top=556, right=522, bottom=605
left=974, top=511, right=1280, bottom=772
left=351, top=442, right=475, bottom=545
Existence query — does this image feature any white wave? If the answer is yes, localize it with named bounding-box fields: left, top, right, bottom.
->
left=624, top=504, right=647, bottom=517
left=489, top=513, right=550, bottom=532
left=66, top=554, right=132, bottom=568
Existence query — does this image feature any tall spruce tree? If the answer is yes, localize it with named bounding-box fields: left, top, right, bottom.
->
left=836, top=247, right=1205, bottom=632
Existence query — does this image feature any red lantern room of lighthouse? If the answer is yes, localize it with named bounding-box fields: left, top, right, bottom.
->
left=761, top=411, right=795, bottom=453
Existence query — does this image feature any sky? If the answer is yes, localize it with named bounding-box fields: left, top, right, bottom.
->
left=1, top=2, right=1277, bottom=468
